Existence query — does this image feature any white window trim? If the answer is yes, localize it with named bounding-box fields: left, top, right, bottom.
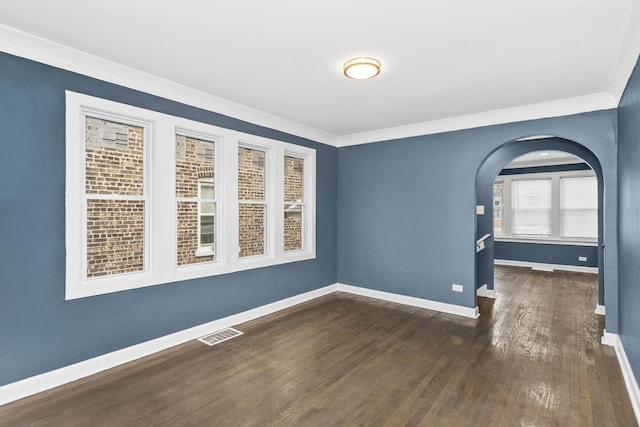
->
left=66, top=91, right=316, bottom=300
left=493, top=169, right=597, bottom=245
left=283, top=151, right=308, bottom=254
left=236, top=141, right=273, bottom=261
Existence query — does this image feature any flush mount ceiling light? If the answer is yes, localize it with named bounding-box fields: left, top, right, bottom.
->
left=343, top=57, right=381, bottom=80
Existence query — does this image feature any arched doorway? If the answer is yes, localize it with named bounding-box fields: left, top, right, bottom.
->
left=475, top=136, right=604, bottom=315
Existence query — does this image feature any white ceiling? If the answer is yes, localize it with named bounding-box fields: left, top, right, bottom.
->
left=0, top=1, right=639, bottom=145
left=505, top=150, right=584, bottom=168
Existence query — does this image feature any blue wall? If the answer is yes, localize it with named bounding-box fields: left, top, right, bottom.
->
left=495, top=242, right=598, bottom=267
left=337, top=114, right=618, bottom=330
left=0, top=52, right=337, bottom=386
left=618, top=53, right=640, bottom=384
left=0, top=48, right=628, bottom=389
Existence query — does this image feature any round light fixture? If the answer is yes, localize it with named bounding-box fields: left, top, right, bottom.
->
left=343, top=57, right=381, bottom=80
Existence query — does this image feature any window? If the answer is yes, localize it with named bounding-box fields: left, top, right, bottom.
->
left=84, top=116, right=149, bottom=278
left=493, top=182, right=503, bottom=237
left=66, top=91, right=315, bottom=299
left=512, top=179, right=551, bottom=236
left=238, top=146, right=267, bottom=258
left=493, top=170, right=597, bottom=243
left=175, top=133, right=217, bottom=265
left=284, top=155, right=305, bottom=251
left=560, top=176, right=597, bottom=239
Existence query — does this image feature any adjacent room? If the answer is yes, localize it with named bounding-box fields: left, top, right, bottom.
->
left=2, top=1, right=640, bottom=425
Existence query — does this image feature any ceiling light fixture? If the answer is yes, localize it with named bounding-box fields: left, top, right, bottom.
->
left=540, top=152, right=550, bottom=156
left=343, top=57, right=381, bottom=80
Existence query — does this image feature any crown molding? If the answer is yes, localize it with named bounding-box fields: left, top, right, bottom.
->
left=0, top=24, right=627, bottom=150
left=337, top=92, right=618, bottom=147
left=0, top=24, right=338, bottom=147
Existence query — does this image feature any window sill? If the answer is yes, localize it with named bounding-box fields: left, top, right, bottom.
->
left=195, top=247, right=215, bottom=257
left=494, top=237, right=597, bottom=247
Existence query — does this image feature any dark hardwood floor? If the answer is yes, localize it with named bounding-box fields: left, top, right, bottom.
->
left=1, top=266, right=635, bottom=426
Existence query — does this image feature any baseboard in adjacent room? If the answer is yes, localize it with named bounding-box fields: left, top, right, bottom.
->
left=477, top=284, right=497, bottom=299
left=494, top=259, right=598, bottom=274
left=336, top=283, right=480, bottom=319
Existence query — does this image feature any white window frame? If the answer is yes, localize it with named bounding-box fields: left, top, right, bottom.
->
left=237, top=142, right=272, bottom=260
left=284, top=152, right=308, bottom=253
left=173, top=127, right=220, bottom=264
left=559, top=175, right=598, bottom=240
left=66, top=91, right=316, bottom=300
left=493, top=169, right=597, bottom=246
left=511, top=177, right=552, bottom=238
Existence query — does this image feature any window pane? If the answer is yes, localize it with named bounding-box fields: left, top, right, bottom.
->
left=177, top=202, right=214, bottom=265
left=512, top=179, right=551, bottom=236
left=238, top=147, right=265, bottom=201
left=238, top=147, right=266, bottom=258
left=493, top=182, right=503, bottom=237
left=201, top=201, right=215, bottom=215
left=200, top=215, right=215, bottom=245
left=201, top=184, right=214, bottom=200
left=239, top=203, right=265, bottom=257
left=86, top=200, right=145, bottom=277
left=175, top=135, right=215, bottom=198
left=175, top=135, right=215, bottom=266
left=284, top=156, right=304, bottom=202
left=284, top=204, right=303, bottom=251
left=85, top=117, right=144, bottom=196
left=560, top=176, right=597, bottom=239
left=85, top=116, right=146, bottom=278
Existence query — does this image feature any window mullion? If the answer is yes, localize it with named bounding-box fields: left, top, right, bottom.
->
left=503, top=176, right=512, bottom=237
left=153, top=121, right=174, bottom=278
left=274, top=147, right=285, bottom=259
left=551, top=175, right=561, bottom=239
left=227, top=135, right=240, bottom=264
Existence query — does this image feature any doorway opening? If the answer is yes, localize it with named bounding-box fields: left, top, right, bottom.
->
left=475, top=137, right=604, bottom=321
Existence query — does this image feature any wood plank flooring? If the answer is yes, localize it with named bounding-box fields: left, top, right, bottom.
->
left=0, top=266, right=636, bottom=426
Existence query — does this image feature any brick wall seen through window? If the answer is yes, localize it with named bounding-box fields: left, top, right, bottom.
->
left=175, top=135, right=216, bottom=266
left=85, top=117, right=145, bottom=278
left=238, top=147, right=266, bottom=257
left=284, top=156, right=304, bottom=251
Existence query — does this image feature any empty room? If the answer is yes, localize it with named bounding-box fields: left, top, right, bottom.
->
left=2, top=1, right=640, bottom=425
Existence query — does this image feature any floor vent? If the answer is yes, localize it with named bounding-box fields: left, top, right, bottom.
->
left=197, top=328, right=244, bottom=346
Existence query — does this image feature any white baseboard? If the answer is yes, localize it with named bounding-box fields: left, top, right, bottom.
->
left=495, top=259, right=598, bottom=274
left=595, top=304, right=606, bottom=315
left=0, top=282, right=480, bottom=406
left=2, top=280, right=632, bottom=421
left=336, top=283, right=480, bottom=319
left=0, top=284, right=337, bottom=407
left=601, top=331, right=640, bottom=424
left=602, top=330, right=618, bottom=346
left=477, top=284, right=497, bottom=299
